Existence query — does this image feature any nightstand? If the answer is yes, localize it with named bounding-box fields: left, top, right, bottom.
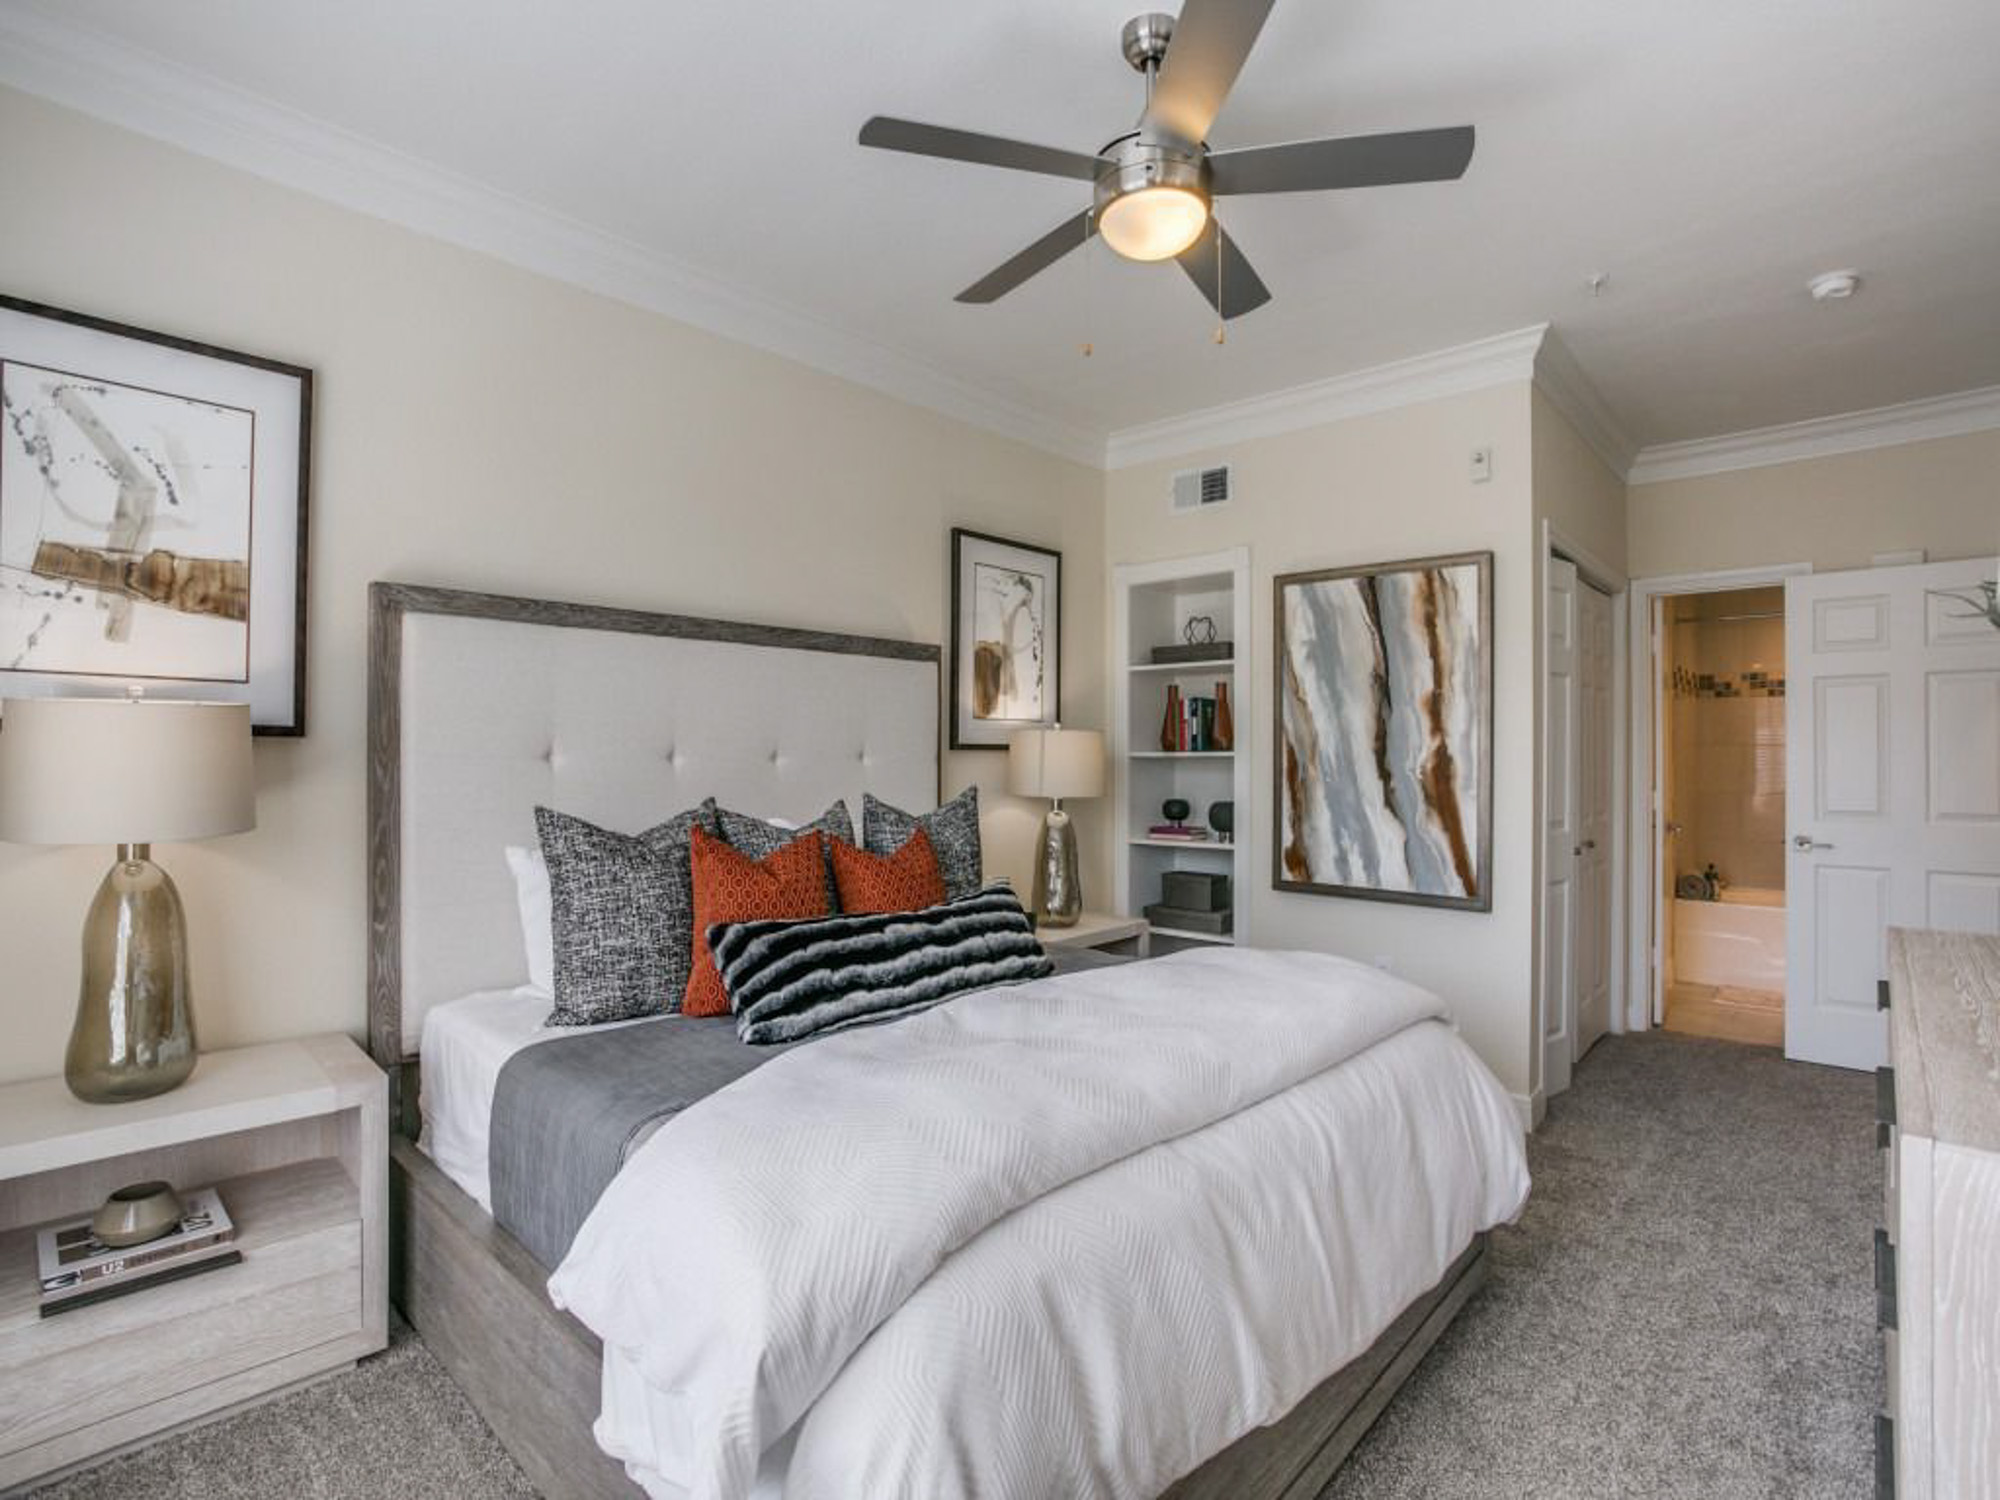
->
left=1038, top=911, right=1152, bottom=956
left=0, top=1034, right=387, bottom=1490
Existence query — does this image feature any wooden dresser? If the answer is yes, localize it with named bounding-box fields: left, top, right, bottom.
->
left=1881, top=928, right=2000, bottom=1499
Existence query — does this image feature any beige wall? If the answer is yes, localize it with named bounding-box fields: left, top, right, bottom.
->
left=0, top=88, right=1106, bottom=1085
left=1628, top=428, right=2000, bottom=577
left=1531, top=390, right=1628, bottom=574
left=1104, top=384, right=1540, bottom=1099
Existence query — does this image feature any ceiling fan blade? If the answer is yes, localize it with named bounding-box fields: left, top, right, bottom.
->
left=859, top=116, right=1101, bottom=181
left=956, top=212, right=1098, bottom=304
left=1209, top=126, right=1476, bottom=195
left=1144, top=0, right=1277, bottom=145
left=1176, top=220, right=1272, bottom=320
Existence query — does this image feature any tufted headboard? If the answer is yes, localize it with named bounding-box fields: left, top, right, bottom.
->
left=366, top=583, right=940, bottom=1069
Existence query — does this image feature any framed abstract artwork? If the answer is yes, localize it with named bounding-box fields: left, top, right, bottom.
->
left=0, top=295, right=311, bottom=734
left=1273, top=550, right=1493, bottom=910
left=949, top=528, right=1060, bottom=750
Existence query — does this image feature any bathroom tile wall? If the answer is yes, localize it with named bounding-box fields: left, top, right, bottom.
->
left=1672, top=589, right=1787, bottom=892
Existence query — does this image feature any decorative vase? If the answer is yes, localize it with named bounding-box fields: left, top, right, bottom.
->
left=1213, top=680, right=1234, bottom=752
left=1160, top=684, right=1182, bottom=752
left=1209, top=800, right=1235, bottom=842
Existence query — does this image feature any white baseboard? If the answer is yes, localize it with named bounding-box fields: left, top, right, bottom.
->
left=1511, top=1091, right=1548, bottom=1134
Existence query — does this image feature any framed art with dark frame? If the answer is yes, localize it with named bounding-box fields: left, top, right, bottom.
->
left=949, top=528, right=1061, bottom=750
left=1273, top=550, right=1493, bottom=911
left=0, top=295, right=312, bottom=735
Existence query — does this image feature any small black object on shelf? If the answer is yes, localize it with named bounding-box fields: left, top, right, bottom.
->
left=1161, top=798, right=1191, bottom=827
left=1208, top=800, right=1234, bottom=842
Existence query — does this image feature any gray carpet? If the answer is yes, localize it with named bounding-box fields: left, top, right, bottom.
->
left=1325, top=1030, right=1879, bottom=1499
left=32, top=1031, right=1878, bottom=1499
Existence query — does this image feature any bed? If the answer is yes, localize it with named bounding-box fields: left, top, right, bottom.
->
left=368, top=582, right=1528, bottom=1500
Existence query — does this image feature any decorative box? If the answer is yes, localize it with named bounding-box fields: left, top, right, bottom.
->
left=1161, top=870, right=1231, bottom=912
left=1149, top=643, right=1235, bottom=665
left=1143, top=902, right=1233, bottom=936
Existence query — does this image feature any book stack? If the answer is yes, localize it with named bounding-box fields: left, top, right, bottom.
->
left=1170, top=693, right=1220, bottom=752
left=35, top=1187, right=239, bottom=1318
left=1147, top=823, right=1212, bottom=841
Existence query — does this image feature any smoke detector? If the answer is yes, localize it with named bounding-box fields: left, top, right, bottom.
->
left=1809, top=270, right=1861, bottom=302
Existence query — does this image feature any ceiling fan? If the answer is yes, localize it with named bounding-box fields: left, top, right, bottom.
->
left=858, top=0, right=1474, bottom=321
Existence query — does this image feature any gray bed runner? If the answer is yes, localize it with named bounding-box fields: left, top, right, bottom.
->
left=490, top=1016, right=791, bottom=1269
left=487, top=945, right=1134, bottom=1269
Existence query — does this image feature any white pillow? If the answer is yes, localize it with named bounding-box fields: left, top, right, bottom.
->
left=504, top=844, right=555, bottom=996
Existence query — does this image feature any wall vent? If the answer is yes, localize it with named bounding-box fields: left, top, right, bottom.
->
left=1170, top=463, right=1233, bottom=514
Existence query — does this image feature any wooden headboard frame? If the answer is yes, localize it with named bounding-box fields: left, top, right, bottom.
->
left=366, top=582, right=942, bottom=1087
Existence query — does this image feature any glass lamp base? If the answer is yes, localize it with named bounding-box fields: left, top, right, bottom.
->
left=66, top=844, right=198, bottom=1104
left=1032, top=807, right=1083, bottom=929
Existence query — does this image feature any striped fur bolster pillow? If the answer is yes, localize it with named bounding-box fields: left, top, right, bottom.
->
left=710, top=888, right=1055, bottom=1046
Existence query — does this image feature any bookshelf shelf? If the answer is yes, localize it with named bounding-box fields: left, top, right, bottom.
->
left=1149, top=926, right=1237, bottom=947
left=1112, top=549, right=1251, bottom=948
left=1126, top=659, right=1234, bottom=675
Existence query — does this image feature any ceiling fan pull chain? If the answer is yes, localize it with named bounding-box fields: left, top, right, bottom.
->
left=1081, top=208, right=1095, bottom=357
left=1214, top=220, right=1227, bottom=345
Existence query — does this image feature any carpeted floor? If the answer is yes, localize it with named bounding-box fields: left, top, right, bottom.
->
left=30, top=1031, right=1878, bottom=1500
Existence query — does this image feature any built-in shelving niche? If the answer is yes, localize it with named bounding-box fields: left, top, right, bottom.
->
left=1111, top=549, right=1251, bottom=947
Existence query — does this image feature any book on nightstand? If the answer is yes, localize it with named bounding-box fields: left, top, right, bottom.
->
left=35, top=1186, right=240, bottom=1317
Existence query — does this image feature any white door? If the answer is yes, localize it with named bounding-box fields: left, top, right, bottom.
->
left=1786, top=558, right=2000, bottom=1069
left=1542, top=557, right=1579, bottom=1095
left=1575, top=580, right=1615, bottom=1058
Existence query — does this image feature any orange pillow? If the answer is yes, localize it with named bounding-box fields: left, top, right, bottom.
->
left=832, top=828, right=947, bottom=915
left=683, top=827, right=829, bottom=1017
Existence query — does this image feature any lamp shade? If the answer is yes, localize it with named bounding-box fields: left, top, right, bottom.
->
left=1008, top=727, right=1104, bottom=801
left=0, top=698, right=255, bottom=846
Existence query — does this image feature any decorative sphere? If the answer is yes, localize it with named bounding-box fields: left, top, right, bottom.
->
left=1162, top=798, right=1191, bottom=825
left=1209, top=800, right=1235, bottom=837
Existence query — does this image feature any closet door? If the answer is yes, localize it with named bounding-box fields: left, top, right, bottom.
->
left=1542, top=557, right=1579, bottom=1096
left=1575, top=580, right=1615, bottom=1058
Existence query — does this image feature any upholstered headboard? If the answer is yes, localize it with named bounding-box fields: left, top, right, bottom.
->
left=367, top=583, right=940, bottom=1068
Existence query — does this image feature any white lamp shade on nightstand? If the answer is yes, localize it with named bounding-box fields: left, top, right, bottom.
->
left=0, top=697, right=256, bottom=847
left=1008, top=727, right=1105, bottom=801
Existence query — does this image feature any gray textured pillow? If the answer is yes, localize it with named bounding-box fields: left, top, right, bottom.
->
left=863, top=787, right=982, bottom=900
left=716, top=801, right=853, bottom=909
left=535, top=799, right=719, bottom=1025
left=715, top=801, right=854, bottom=858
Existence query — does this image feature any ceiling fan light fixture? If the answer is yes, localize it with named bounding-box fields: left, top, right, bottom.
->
left=1098, top=185, right=1210, bottom=262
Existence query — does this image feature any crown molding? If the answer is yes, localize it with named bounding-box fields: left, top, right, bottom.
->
left=1531, top=328, right=1637, bottom=479
left=1628, top=384, right=2000, bottom=485
left=1104, top=324, right=1550, bottom=469
left=0, top=10, right=1106, bottom=467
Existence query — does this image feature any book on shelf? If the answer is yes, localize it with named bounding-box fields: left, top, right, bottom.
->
left=35, top=1185, right=239, bottom=1316
left=1169, top=694, right=1217, bottom=753
left=1147, top=824, right=1212, bottom=840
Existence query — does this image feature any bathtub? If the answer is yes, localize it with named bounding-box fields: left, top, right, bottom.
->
left=1673, top=886, right=1785, bottom=993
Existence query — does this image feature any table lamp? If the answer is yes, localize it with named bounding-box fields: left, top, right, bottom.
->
left=1007, top=725, right=1103, bottom=928
left=0, top=696, right=255, bottom=1103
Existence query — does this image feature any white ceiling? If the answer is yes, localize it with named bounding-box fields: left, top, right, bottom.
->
left=7, top=0, right=2000, bottom=464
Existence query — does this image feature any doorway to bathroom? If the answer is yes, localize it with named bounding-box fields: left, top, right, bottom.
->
left=1655, top=585, right=1789, bottom=1046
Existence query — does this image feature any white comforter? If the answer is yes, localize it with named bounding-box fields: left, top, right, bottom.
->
left=551, top=949, right=1529, bottom=1500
